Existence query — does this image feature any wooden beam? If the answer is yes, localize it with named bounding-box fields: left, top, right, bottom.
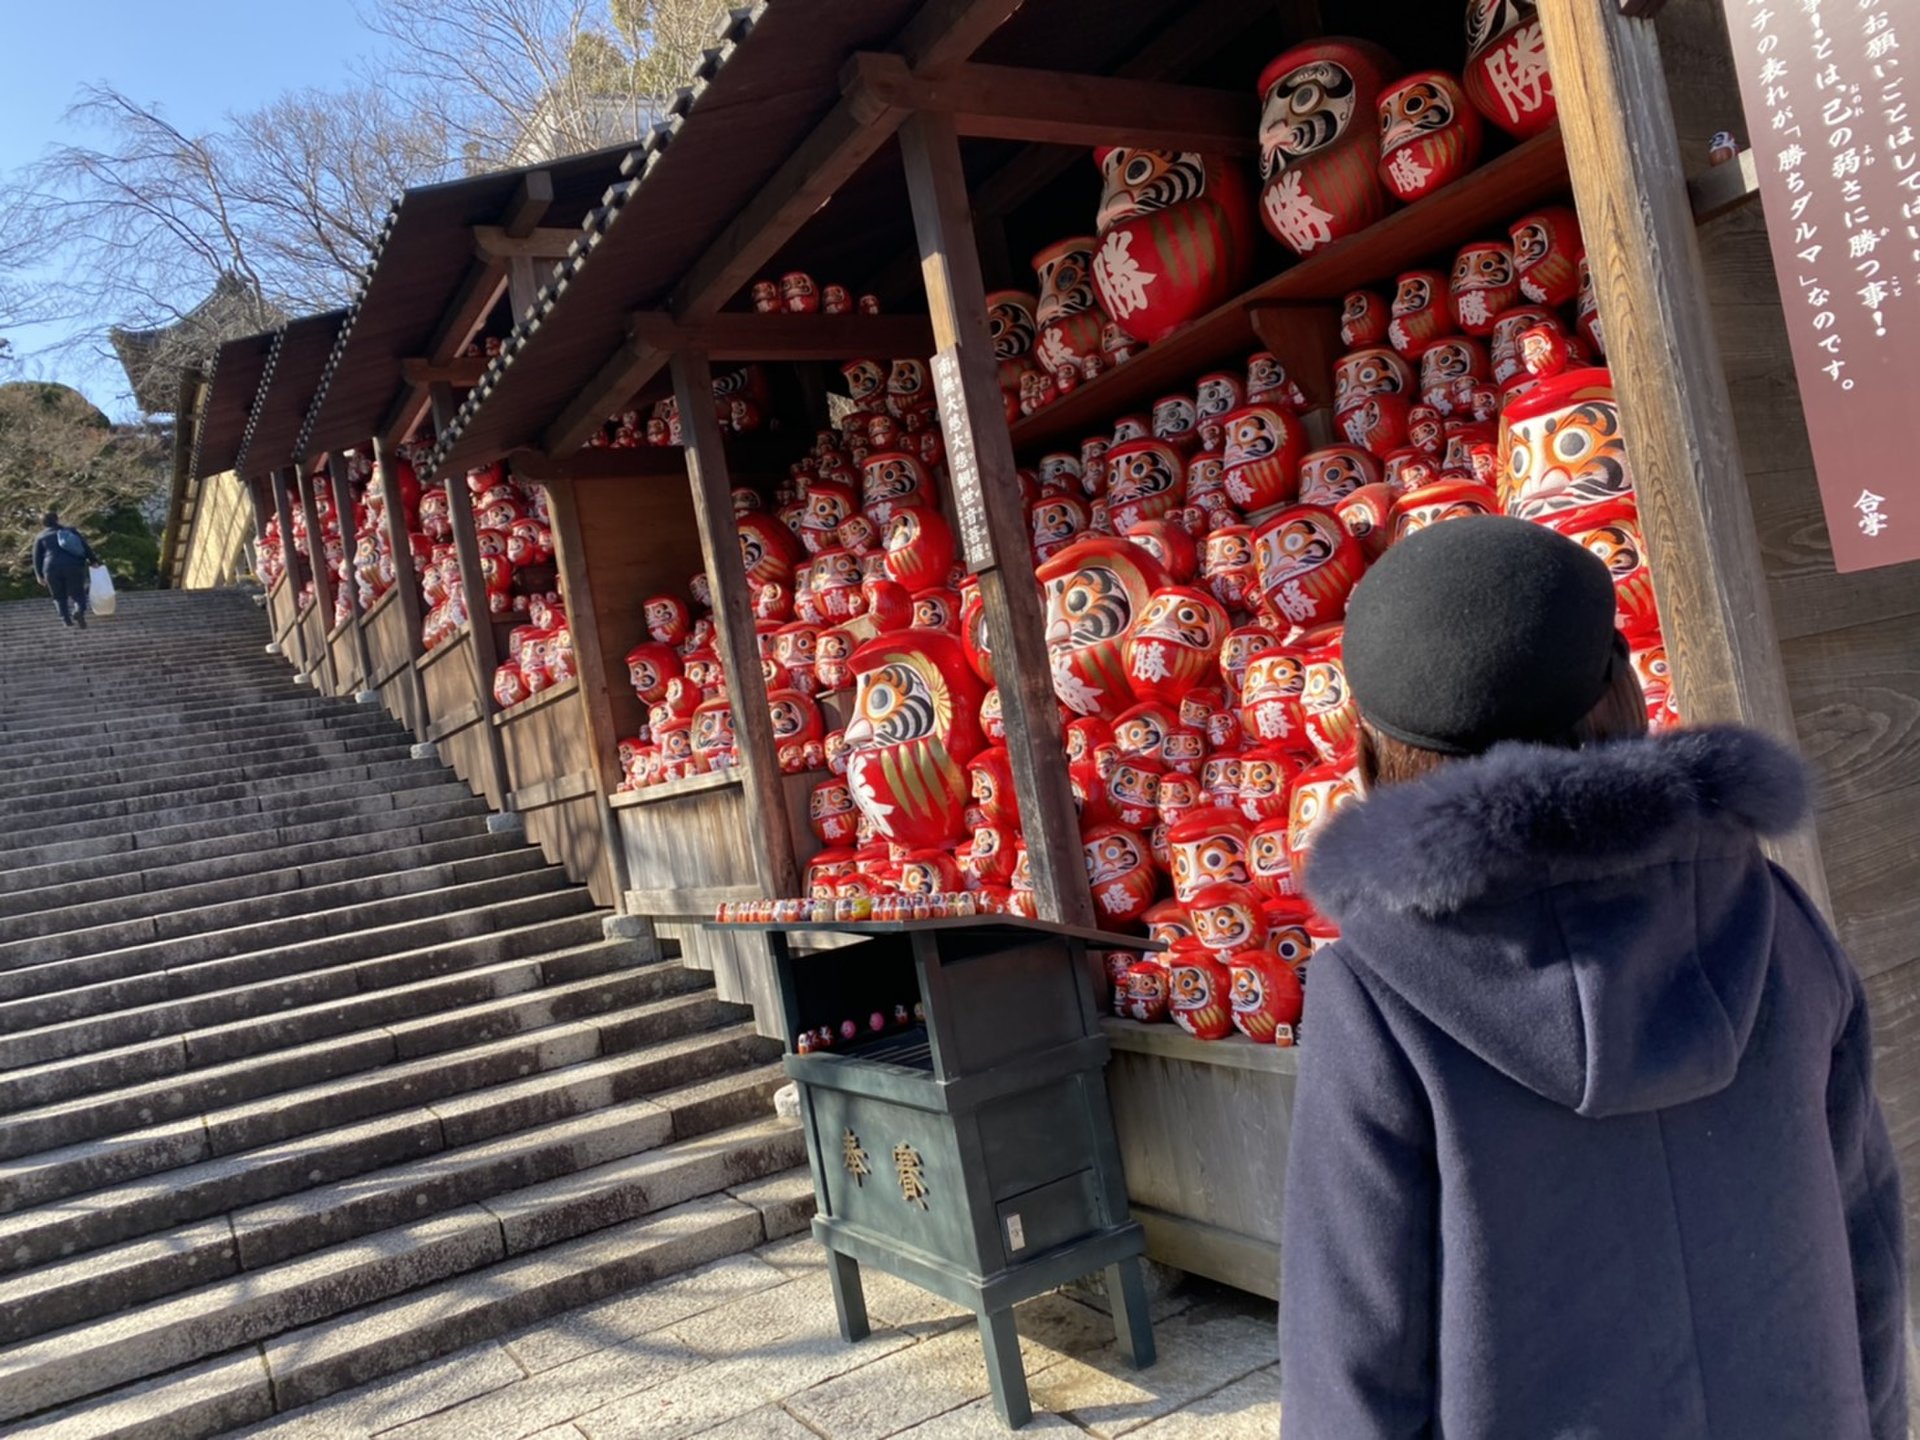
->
left=472, top=225, right=576, bottom=262
left=401, top=357, right=489, bottom=388
left=326, top=453, right=375, bottom=695
left=441, top=457, right=514, bottom=809
left=627, top=309, right=936, bottom=361
left=502, top=169, right=554, bottom=238
left=1537, top=0, right=1828, bottom=909
left=296, top=467, right=340, bottom=695
left=846, top=53, right=1257, bottom=155
left=426, top=261, right=509, bottom=367
left=544, top=336, right=663, bottom=457
left=371, top=438, right=432, bottom=737
left=1246, top=302, right=1342, bottom=423
left=672, top=350, right=802, bottom=900
left=1687, top=148, right=1760, bottom=225
left=269, top=469, right=309, bottom=680
left=899, top=111, right=1093, bottom=929
left=507, top=255, right=542, bottom=324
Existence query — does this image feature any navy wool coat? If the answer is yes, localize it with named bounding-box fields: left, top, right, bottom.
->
left=1280, top=727, right=1906, bottom=1440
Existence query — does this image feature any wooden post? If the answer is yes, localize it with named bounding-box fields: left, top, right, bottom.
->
left=1536, top=0, right=1828, bottom=908
left=372, top=437, right=433, bottom=737
left=432, top=381, right=514, bottom=812
left=671, top=350, right=802, bottom=900
left=543, top=476, right=632, bottom=913
left=269, top=468, right=311, bottom=680
left=329, top=453, right=378, bottom=699
left=899, top=111, right=1094, bottom=928
left=1248, top=302, right=1343, bottom=450
left=292, top=466, right=338, bottom=695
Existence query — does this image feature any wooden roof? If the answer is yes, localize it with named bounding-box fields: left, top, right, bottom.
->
left=296, top=142, right=635, bottom=461
left=190, top=328, right=278, bottom=480
left=424, top=0, right=1217, bottom=480
left=233, top=310, right=346, bottom=480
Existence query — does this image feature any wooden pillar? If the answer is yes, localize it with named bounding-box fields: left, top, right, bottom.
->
left=269, top=468, right=310, bottom=680
left=507, top=256, right=541, bottom=327
left=1537, top=0, right=1828, bottom=909
left=293, top=466, right=338, bottom=695
left=372, top=437, right=432, bottom=736
left=329, top=453, right=378, bottom=698
left=672, top=350, right=803, bottom=900
left=544, top=476, right=632, bottom=913
left=432, top=382, right=514, bottom=812
left=899, top=111, right=1093, bottom=928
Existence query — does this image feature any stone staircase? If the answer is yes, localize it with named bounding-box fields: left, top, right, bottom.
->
left=0, top=589, right=810, bottom=1437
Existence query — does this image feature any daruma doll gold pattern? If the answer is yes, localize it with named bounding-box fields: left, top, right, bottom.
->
left=1257, top=39, right=1402, bottom=256
left=844, top=629, right=987, bottom=849
left=1038, top=537, right=1171, bottom=719
left=1091, top=148, right=1255, bottom=345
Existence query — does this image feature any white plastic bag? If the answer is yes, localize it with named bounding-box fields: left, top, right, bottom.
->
left=88, top=565, right=117, bottom=618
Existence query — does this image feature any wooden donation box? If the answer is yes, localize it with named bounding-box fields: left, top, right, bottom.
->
left=719, top=915, right=1156, bottom=1428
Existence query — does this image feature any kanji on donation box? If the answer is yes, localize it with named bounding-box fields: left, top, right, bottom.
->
left=1730, top=0, right=1920, bottom=571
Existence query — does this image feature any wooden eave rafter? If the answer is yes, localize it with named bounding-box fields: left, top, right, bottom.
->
left=624, top=310, right=936, bottom=361
left=540, top=0, right=1028, bottom=457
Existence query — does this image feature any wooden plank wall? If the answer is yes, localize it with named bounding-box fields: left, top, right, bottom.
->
left=496, top=680, right=613, bottom=904
left=418, top=629, right=504, bottom=810
left=363, top=590, right=428, bottom=737
left=328, top=622, right=362, bottom=697
left=298, top=604, right=327, bottom=685
left=1661, top=0, right=1920, bottom=1282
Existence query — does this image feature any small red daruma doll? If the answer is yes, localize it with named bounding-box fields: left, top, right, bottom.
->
left=1219, top=403, right=1306, bottom=518
left=1450, top=240, right=1521, bottom=336
left=1124, top=520, right=1199, bottom=585
left=1511, top=205, right=1585, bottom=307
left=1392, top=479, right=1503, bottom=544
left=968, top=745, right=1018, bottom=827
left=1168, top=805, right=1253, bottom=902
left=1337, top=482, right=1400, bottom=561
left=1194, top=372, right=1246, bottom=451
left=1168, top=943, right=1235, bottom=1040
left=1301, top=638, right=1361, bottom=764
left=1230, top=950, right=1305, bottom=1045
left=493, top=662, right=529, bottom=710
left=643, top=593, right=691, bottom=647
left=626, top=641, right=682, bottom=706
left=1419, top=337, right=1492, bottom=415
left=1104, top=439, right=1188, bottom=532
left=1083, top=823, right=1160, bottom=927
left=1340, top=289, right=1391, bottom=348
left=1298, top=445, right=1383, bottom=507
left=1107, top=754, right=1164, bottom=829
left=814, top=627, right=856, bottom=694
left=1239, top=747, right=1304, bottom=825
left=860, top=450, right=936, bottom=527
left=1123, top=958, right=1172, bottom=1023
left=1032, top=490, right=1092, bottom=564
left=966, top=822, right=1017, bottom=887
left=1112, top=701, right=1178, bottom=762
left=780, top=271, right=819, bottom=314
left=1546, top=498, right=1661, bottom=639
left=1334, top=349, right=1416, bottom=456
left=1387, top=270, right=1456, bottom=357
left=1190, top=880, right=1271, bottom=954
left=957, top=579, right=994, bottom=685
left=1265, top=895, right=1319, bottom=979
left=1256, top=39, right=1402, bottom=257
left=1240, top=649, right=1311, bottom=751
left=1287, top=757, right=1360, bottom=884
left=809, top=775, right=859, bottom=845
left=882, top=506, right=955, bottom=593
left=1218, top=625, right=1281, bottom=702
left=1377, top=70, right=1483, bottom=203
left=1253, top=505, right=1368, bottom=630
left=1125, top=586, right=1231, bottom=706
left=1464, top=0, right=1557, bottom=140
left=1202, top=525, right=1260, bottom=612
left=1248, top=816, right=1297, bottom=899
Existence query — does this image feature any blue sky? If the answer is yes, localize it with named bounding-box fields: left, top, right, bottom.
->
left=0, top=0, right=386, bottom=411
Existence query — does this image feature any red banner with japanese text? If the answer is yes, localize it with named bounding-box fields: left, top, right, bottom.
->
left=1728, top=0, right=1920, bottom=571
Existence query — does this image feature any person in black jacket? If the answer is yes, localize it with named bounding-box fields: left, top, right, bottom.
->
left=1280, top=517, right=1905, bottom=1440
left=32, top=511, right=101, bottom=630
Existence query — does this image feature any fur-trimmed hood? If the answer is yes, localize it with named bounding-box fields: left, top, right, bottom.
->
left=1305, top=727, right=1813, bottom=1116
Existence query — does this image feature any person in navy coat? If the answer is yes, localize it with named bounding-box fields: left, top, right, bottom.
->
left=1280, top=518, right=1906, bottom=1440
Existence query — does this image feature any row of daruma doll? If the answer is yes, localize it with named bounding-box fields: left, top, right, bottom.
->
left=978, top=6, right=1558, bottom=420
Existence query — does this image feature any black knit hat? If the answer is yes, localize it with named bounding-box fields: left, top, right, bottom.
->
left=1344, top=516, right=1623, bottom=756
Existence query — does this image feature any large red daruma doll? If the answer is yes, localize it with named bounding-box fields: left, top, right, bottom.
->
left=1091, top=148, right=1255, bottom=345
left=1465, top=0, right=1557, bottom=140
left=844, top=629, right=986, bottom=849
left=1038, top=537, right=1170, bottom=720
left=1257, top=39, right=1402, bottom=257
left=1252, top=505, right=1368, bottom=630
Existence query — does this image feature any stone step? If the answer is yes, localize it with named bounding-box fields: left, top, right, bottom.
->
left=0, top=731, right=421, bottom=805
left=0, top=1120, right=800, bottom=1424
left=0, top=799, right=492, bottom=901
left=0, top=842, right=553, bottom=970
left=0, top=983, right=742, bottom=1162
left=7, top=1192, right=773, bottom=1438
left=0, top=746, right=437, bottom=821
left=0, top=824, right=524, bottom=931
left=0, top=690, right=372, bottom=748
left=0, top=704, right=406, bottom=768
left=0, top=1021, right=774, bottom=1221
left=3, top=779, right=483, bottom=871
left=3, top=719, right=413, bottom=793
left=0, top=883, right=601, bottom=1031
left=0, top=768, right=475, bottom=857
left=0, top=875, right=613, bottom=1074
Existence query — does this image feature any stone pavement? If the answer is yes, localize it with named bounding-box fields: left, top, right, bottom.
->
left=228, top=1236, right=1280, bottom=1440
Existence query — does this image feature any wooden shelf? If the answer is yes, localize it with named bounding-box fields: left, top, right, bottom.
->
left=493, top=675, right=580, bottom=725
left=1101, top=1017, right=1300, bottom=1076
left=1009, top=127, right=1569, bottom=455
left=609, top=765, right=745, bottom=807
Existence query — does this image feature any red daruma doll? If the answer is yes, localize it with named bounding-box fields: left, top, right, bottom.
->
left=843, top=629, right=987, bottom=848
left=1083, top=823, right=1160, bottom=927
left=1168, top=942, right=1235, bottom=1040
left=1230, top=950, right=1304, bottom=1045
left=1256, top=39, right=1402, bottom=257
left=1038, top=536, right=1170, bottom=720
left=1124, top=585, right=1230, bottom=706
left=1253, top=505, right=1368, bottom=630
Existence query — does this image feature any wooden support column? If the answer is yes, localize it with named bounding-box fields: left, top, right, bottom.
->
left=1537, top=0, right=1827, bottom=908
left=432, top=382, right=514, bottom=811
left=329, top=453, right=377, bottom=697
left=1248, top=302, right=1343, bottom=449
left=543, top=477, right=632, bottom=913
left=373, top=437, right=433, bottom=736
left=899, top=112, right=1093, bottom=928
left=672, top=350, right=802, bottom=900
left=293, top=466, right=339, bottom=694
left=269, top=468, right=311, bottom=679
